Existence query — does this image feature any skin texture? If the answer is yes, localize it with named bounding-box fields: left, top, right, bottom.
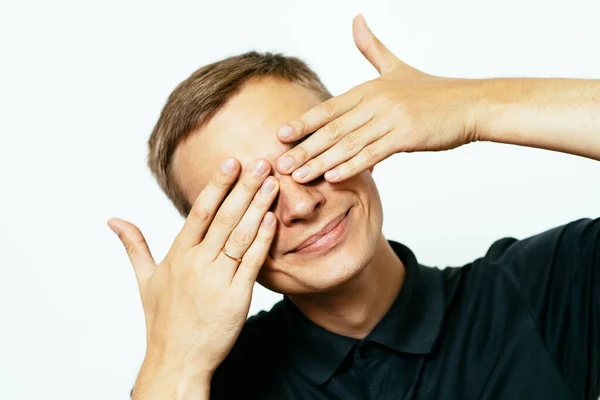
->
left=107, top=13, right=600, bottom=400
left=172, top=77, right=406, bottom=337
left=172, top=77, right=385, bottom=295
left=274, top=14, right=600, bottom=184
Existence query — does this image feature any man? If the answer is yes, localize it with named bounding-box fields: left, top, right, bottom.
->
left=108, top=15, right=600, bottom=399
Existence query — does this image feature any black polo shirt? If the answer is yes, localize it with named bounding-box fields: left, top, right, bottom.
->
left=206, top=218, right=599, bottom=399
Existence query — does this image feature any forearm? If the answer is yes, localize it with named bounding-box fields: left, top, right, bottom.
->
left=475, top=77, right=600, bottom=161
left=132, top=350, right=212, bottom=400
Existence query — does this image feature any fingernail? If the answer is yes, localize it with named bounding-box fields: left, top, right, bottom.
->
left=293, top=165, right=310, bottom=180
left=221, top=157, right=236, bottom=174
left=261, top=177, right=275, bottom=193
left=262, top=212, right=275, bottom=228
left=252, top=159, right=268, bottom=175
left=278, top=125, right=293, bottom=139
left=324, top=169, right=339, bottom=181
left=278, top=156, right=294, bottom=171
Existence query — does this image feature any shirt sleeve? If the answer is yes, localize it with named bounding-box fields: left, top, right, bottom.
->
left=489, top=217, right=600, bottom=398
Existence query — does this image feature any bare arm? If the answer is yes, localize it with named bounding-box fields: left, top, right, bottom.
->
left=476, top=77, right=600, bottom=161
left=271, top=15, right=600, bottom=184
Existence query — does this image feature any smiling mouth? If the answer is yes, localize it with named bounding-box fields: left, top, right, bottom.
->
left=287, top=208, right=350, bottom=255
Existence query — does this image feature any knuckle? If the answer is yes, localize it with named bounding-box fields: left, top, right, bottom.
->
left=255, top=229, right=273, bottom=244
left=241, top=255, right=261, bottom=271
left=342, top=133, right=359, bottom=152
left=297, top=118, right=308, bottom=135
left=239, top=179, right=256, bottom=195
left=210, top=175, right=231, bottom=190
left=294, top=146, right=309, bottom=164
left=171, top=255, right=184, bottom=274
left=215, top=211, right=236, bottom=229
left=169, top=251, right=183, bottom=271
left=362, top=145, right=378, bottom=161
left=345, top=159, right=356, bottom=173
left=351, top=89, right=365, bottom=104
left=189, top=205, right=210, bottom=222
left=322, top=101, right=337, bottom=119
left=326, top=120, right=343, bottom=142
left=123, top=233, right=144, bottom=258
left=231, top=228, right=252, bottom=247
left=124, top=241, right=136, bottom=258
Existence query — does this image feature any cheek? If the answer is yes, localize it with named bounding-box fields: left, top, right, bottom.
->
left=353, top=171, right=381, bottom=205
left=256, top=172, right=383, bottom=289
left=358, top=172, right=384, bottom=226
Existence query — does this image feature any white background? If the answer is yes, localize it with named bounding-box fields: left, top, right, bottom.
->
left=1, top=0, right=599, bottom=399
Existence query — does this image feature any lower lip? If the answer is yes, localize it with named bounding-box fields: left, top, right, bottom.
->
left=293, top=210, right=350, bottom=255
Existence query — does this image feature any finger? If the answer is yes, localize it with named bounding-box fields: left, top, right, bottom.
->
left=352, top=14, right=400, bottom=75
left=169, top=157, right=240, bottom=256
left=202, top=159, right=272, bottom=259
left=221, top=176, right=279, bottom=259
left=324, top=133, right=396, bottom=182
left=276, top=104, right=374, bottom=176
left=218, top=176, right=279, bottom=276
left=231, top=211, right=277, bottom=294
left=107, top=218, right=156, bottom=284
left=276, top=90, right=363, bottom=146
left=294, top=118, right=388, bottom=183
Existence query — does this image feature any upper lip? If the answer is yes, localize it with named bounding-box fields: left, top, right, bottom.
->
left=289, top=210, right=348, bottom=253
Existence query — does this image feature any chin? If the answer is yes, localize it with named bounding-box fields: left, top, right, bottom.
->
left=257, top=207, right=380, bottom=295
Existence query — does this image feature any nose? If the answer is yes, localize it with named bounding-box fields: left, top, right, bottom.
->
left=273, top=174, right=326, bottom=226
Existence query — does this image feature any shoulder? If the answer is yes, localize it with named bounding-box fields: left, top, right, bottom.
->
left=438, top=218, right=600, bottom=313
left=444, top=218, right=598, bottom=277
left=482, top=217, right=599, bottom=286
left=432, top=218, right=600, bottom=398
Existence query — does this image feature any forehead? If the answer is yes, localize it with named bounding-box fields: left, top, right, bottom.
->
left=173, top=77, right=325, bottom=200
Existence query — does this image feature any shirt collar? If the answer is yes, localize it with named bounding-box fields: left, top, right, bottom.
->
left=366, top=240, right=445, bottom=355
left=281, top=239, right=445, bottom=385
left=281, top=297, right=358, bottom=385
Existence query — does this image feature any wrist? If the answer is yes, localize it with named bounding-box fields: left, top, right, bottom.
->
left=145, top=343, right=215, bottom=379
left=134, top=347, right=213, bottom=399
left=471, top=77, right=536, bottom=144
left=471, top=78, right=500, bottom=143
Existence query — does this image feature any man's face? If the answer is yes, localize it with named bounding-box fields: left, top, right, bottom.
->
left=172, top=77, right=384, bottom=295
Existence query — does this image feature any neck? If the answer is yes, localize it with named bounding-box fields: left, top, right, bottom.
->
left=287, top=233, right=406, bottom=339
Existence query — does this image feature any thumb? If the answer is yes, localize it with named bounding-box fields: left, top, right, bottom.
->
left=352, top=14, right=402, bottom=75
left=107, top=218, right=156, bottom=284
